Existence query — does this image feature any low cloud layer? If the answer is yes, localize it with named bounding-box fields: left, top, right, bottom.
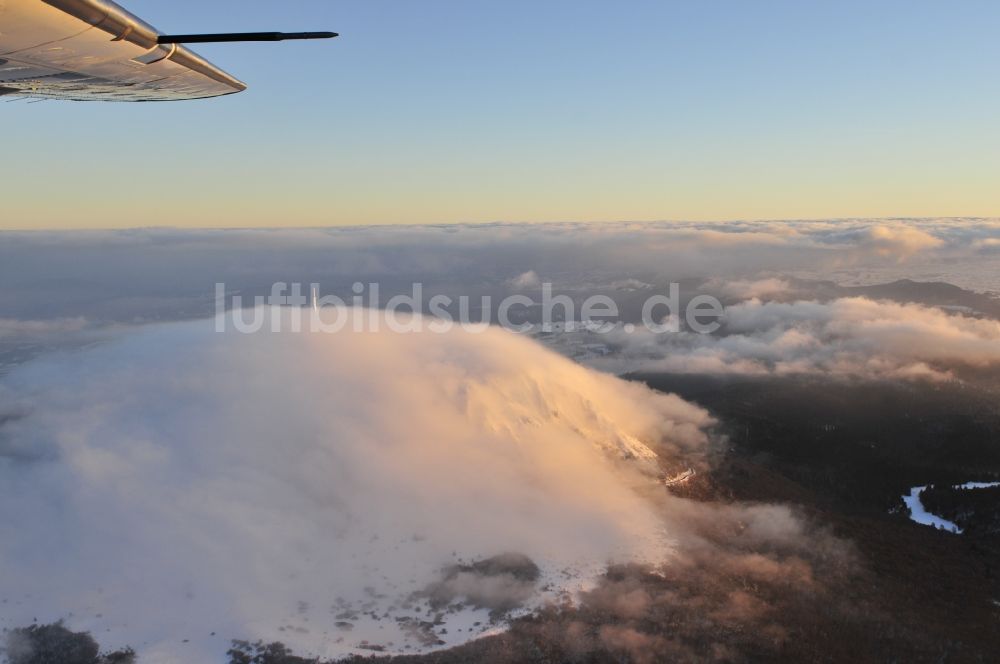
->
left=546, top=296, right=1000, bottom=381
left=0, top=309, right=712, bottom=661
left=2, top=219, right=998, bottom=323
left=829, top=224, right=944, bottom=260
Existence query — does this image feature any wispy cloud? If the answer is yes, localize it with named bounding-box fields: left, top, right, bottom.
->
left=548, top=296, right=1000, bottom=381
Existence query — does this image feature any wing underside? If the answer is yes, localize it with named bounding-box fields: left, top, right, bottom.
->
left=0, top=0, right=246, bottom=101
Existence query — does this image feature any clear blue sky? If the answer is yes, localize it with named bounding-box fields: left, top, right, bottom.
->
left=3, top=0, right=1000, bottom=228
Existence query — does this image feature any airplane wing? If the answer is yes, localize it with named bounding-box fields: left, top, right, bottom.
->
left=0, top=0, right=247, bottom=101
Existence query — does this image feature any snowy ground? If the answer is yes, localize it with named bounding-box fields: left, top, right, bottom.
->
left=0, top=552, right=659, bottom=662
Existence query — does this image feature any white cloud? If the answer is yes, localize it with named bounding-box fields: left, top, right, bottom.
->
left=714, top=278, right=792, bottom=300
left=548, top=297, right=1000, bottom=381
left=5, top=219, right=997, bottom=322
left=858, top=224, right=944, bottom=260
left=974, top=237, right=1000, bottom=252
left=0, top=310, right=712, bottom=661
left=507, top=270, right=542, bottom=290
